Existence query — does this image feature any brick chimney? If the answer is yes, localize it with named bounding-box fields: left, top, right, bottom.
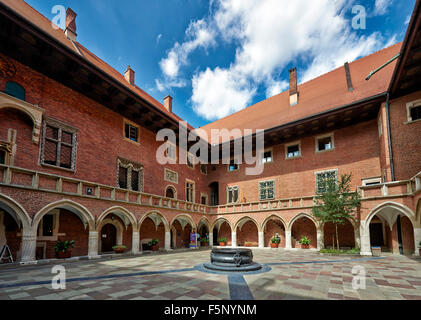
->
left=124, top=66, right=135, bottom=85
left=64, top=8, right=77, bottom=41
left=164, top=95, right=173, bottom=113
left=344, top=62, right=354, bottom=92
left=289, top=67, right=298, bottom=106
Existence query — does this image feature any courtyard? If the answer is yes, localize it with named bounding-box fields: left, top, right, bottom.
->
left=0, top=249, right=420, bottom=300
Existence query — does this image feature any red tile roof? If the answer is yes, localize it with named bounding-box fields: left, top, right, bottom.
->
left=196, top=43, right=402, bottom=142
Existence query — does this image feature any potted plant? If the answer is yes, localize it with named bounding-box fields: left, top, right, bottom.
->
left=270, top=236, right=280, bottom=248
left=219, top=238, right=227, bottom=246
left=54, top=240, right=75, bottom=259
left=244, top=241, right=253, bottom=247
left=299, top=236, right=311, bottom=249
left=200, top=238, right=209, bottom=247
left=148, top=239, right=159, bottom=251
left=112, top=245, right=127, bottom=253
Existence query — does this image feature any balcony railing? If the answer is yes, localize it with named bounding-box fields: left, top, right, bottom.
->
left=1, top=164, right=420, bottom=215
left=0, top=164, right=213, bottom=214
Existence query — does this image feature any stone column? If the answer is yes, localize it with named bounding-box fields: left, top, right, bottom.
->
left=20, top=230, right=37, bottom=263
left=231, top=231, right=237, bottom=247
left=131, top=231, right=140, bottom=254
left=88, top=231, right=99, bottom=258
left=209, top=232, right=213, bottom=247
left=317, top=229, right=324, bottom=250
left=258, top=231, right=264, bottom=248
left=414, top=228, right=421, bottom=256
left=165, top=231, right=171, bottom=250
left=354, top=226, right=361, bottom=249
left=285, top=230, right=292, bottom=250
left=359, top=223, right=372, bottom=256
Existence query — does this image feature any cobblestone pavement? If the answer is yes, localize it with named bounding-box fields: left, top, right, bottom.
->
left=0, top=249, right=420, bottom=300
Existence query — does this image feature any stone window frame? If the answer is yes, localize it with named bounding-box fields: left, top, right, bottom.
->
left=259, top=179, right=275, bottom=201
left=40, top=117, right=78, bottom=172
left=315, top=132, right=335, bottom=153
left=164, top=185, right=177, bottom=199
left=200, top=164, right=207, bottom=175
left=200, top=192, right=208, bottom=205
left=315, top=169, right=338, bottom=194
left=123, top=118, right=140, bottom=145
left=0, top=141, right=12, bottom=165
left=261, top=147, right=274, bottom=164
left=165, top=141, right=177, bottom=162
left=164, top=168, right=178, bottom=184
left=362, top=176, right=382, bottom=186
left=285, top=140, right=301, bottom=159
left=405, top=99, right=421, bottom=124
left=226, top=185, right=239, bottom=204
left=185, top=179, right=196, bottom=203
left=117, top=157, right=144, bottom=192
left=37, top=209, right=62, bottom=241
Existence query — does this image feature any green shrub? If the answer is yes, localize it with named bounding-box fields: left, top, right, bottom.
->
left=271, top=236, right=280, bottom=244
left=112, top=245, right=127, bottom=250
left=319, top=247, right=360, bottom=255
left=218, top=237, right=227, bottom=243
left=53, top=240, right=75, bottom=253
left=299, top=236, right=311, bottom=245
left=148, top=239, right=159, bottom=246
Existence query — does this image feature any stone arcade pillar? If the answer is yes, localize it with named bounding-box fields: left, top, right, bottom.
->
left=132, top=231, right=140, bottom=254
left=414, top=228, right=421, bottom=256
left=258, top=231, right=264, bottom=248
left=359, top=223, right=372, bottom=256
left=88, top=231, right=99, bottom=258
left=317, top=229, right=324, bottom=250
left=285, top=230, right=292, bottom=250
left=231, top=231, right=237, bottom=247
left=165, top=231, right=171, bottom=250
left=209, top=232, right=213, bottom=247
left=20, top=230, right=37, bottom=263
left=354, top=226, right=361, bottom=249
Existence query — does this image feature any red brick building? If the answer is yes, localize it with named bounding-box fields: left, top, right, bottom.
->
left=0, top=0, right=420, bottom=263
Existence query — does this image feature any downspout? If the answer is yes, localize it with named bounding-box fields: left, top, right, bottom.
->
left=385, top=92, right=395, bottom=181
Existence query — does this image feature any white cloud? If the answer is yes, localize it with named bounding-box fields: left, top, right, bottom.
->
left=405, top=14, right=411, bottom=25
left=374, top=0, right=393, bottom=16
left=156, top=33, right=162, bottom=44
left=159, top=0, right=390, bottom=120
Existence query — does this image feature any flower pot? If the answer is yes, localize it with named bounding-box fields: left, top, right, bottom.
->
left=271, top=243, right=279, bottom=248
left=201, top=242, right=209, bottom=247
left=301, top=244, right=310, bottom=249
left=151, top=245, right=159, bottom=251
left=113, top=248, right=125, bottom=254
left=56, top=250, right=71, bottom=259
left=245, top=243, right=253, bottom=247
left=219, top=242, right=226, bottom=247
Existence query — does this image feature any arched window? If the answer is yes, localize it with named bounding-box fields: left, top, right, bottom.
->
left=5, top=81, right=25, bottom=101
left=165, top=186, right=176, bottom=199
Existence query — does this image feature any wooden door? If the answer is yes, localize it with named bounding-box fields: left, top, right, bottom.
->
left=101, top=224, right=117, bottom=252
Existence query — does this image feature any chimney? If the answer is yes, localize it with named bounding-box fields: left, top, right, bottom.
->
left=124, top=66, right=135, bottom=85
left=344, top=62, right=354, bottom=92
left=164, top=95, right=173, bottom=113
left=289, top=67, right=298, bottom=106
left=64, top=8, right=77, bottom=41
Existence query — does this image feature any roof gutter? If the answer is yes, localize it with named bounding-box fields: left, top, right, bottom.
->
left=385, top=92, right=395, bottom=181
left=365, top=53, right=400, bottom=80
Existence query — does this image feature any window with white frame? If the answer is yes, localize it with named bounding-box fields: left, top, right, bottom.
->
left=259, top=180, right=275, bottom=200
left=315, top=170, right=337, bottom=194
left=316, top=133, right=334, bottom=152
left=166, top=141, right=177, bottom=161
left=227, top=186, right=239, bottom=204
left=406, top=100, right=421, bottom=122
left=285, top=142, right=300, bottom=159
left=117, top=158, right=144, bottom=192
left=262, top=149, right=273, bottom=163
left=228, top=159, right=239, bottom=172
left=186, top=180, right=195, bottom=202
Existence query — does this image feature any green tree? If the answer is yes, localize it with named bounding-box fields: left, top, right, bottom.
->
left=312, top=174, right=361, bottom=251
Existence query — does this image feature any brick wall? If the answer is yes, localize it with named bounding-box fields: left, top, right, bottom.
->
left=323, top=221, right=355, bottom=248
left=236, top=220, right=258, bottom=246
left=291, top=218, right=317, bottom=249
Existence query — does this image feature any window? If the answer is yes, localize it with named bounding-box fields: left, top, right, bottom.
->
left=228, top=159, right=239, bottom=172
left=286, top=142, right=300, bottom=159
left=165, top=186, right=176, bottom=199
left=410, top=106, right=421, bottom=122
left=124, top=120, right=139, bottom=143
left=42, top=214, right=54, bottom=237
left=166, top=141, right=177, bottom=161
left=0, top=149, right=5, bottom=164
left=40, top=119, right=77, bottom=170
left=315, top=170, right=338, bottom=194
left=259, top=180, right=275, bottom=200
left=200, top=164, right=207, bottom=175
left=316, top=133, right=334, bottom=152
left=117, top=158, right=144, bottom=192
left=262, top=150, right=273, bottom=163
left=187, top=153, right=195, bottom=169
left=5, top=81, right=25, bottom=101
left=186, top=180, right=195, bottom=202
left=227, top=186, right=239, bottom=204
left=201, top=193, right=208, bottom=205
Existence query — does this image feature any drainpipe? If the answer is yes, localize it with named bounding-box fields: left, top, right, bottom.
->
left=385, top=92, right=395, bottom=181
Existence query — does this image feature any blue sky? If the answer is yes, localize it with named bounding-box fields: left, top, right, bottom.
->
left=25, top=0, right=415, bottom=128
